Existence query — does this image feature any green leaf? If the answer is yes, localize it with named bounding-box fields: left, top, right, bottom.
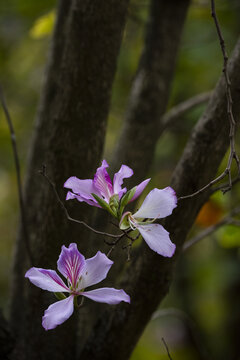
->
left=54, top=292, right=66, bottom=301
left=118, top=186, right=136, bottom=218
left=92, top=193, right=117, bottom=218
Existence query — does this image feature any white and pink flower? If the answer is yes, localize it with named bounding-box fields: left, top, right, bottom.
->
left=120, top=187, right=177, bottom=257
left=25, top=243, right=130, bottom=330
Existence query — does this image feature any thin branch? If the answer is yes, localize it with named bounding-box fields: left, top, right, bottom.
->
left=183, top=206, right=240, bottom=251
left=121, top=231, right=141, bottom=260
left=210, top=175, right=240, bottom=195
left=41, top=165, right=138, bottom=258
left=161, top=91, right=212, bottom=130
left=211, top=0, right=240, bottom=178
left=0, top=84, right=34, bottom=265
left=178, top=170, right=229, bottom=201
left=161, top=337, right=173, bottom=360
left=39, top=165, right=123, bottom=239
left=106, top=235, right=125, bottom=257
left=105, top=229, right=135, bottom=257
left=178, top=1, right=240, bottom=201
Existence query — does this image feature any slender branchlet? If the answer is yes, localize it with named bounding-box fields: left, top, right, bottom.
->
left=0, top=84, right=34, bottom=265
left=178, top=1, right=240, bottom=201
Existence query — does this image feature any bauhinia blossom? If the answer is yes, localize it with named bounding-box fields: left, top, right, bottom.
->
left=25, top=243, right=130, bottom=330
left=64, top=160, right=150, bottom=217
left=120, top=187, right=177, bottom=257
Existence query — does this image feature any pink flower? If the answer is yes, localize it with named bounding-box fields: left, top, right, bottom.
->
left=64, top=160, right=150, bottom=210
left=25, top=243, right=130, bottom=330
left=120, top=187, right=177, bottom=257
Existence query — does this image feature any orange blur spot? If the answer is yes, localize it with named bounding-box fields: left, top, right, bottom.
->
left=196, top=200, right=223, bottom=228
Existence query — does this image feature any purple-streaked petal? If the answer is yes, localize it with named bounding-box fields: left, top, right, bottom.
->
left=93, top=160, right=113, bottom=202
left=136, top=223, right=176, bottom=257
left=64, top=177, right=99, bottom=199
left=57, top=243, right=85, bottom=287
left=113, top=165, right=133, bottom=196
left=133, top=187, right=177, bottom=219
left=130, top=178, right=151, bottom=203
left=117, top=187, right=127, bottom=200
left=25, top=268, right=69, bottom=292
left=79, top=251, right=113, bottom=289
left=66, top=191, right=100, bottom=207
left=42, top=295, right=74, bottom=330
left=81, top=288, right=130, bottom=305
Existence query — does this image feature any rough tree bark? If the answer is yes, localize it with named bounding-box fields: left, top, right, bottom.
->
left=91, top=0, right=191, bottom=259
left=9, top=0, right=130, bottom=359
left=112, top=0, right=190, bottom=183
left=79, top=38, right=240, bottom=360
left=76, top=0, right=190, bottom=353
left=5, top=0, right=239, bottom=359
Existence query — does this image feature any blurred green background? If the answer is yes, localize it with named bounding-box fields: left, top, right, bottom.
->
left=0, top=0, right=240, bottom=359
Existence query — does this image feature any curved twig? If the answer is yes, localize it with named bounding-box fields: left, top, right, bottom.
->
left=161, top=337, right=173, bottom=360
left=39, top=165, right=123, bottom=239
left=0, top=84, right=34, bottom=265
left=178, top=1, right=240, bottom=201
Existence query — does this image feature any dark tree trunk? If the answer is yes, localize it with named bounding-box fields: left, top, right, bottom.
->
left=79, top=38, right=240, bottom=360
left=4, top=0, right=240, bottom=359
left=10, top=1, right=129, bottom=359
left=112, top=0, right=190, bottom=184
left=76, top=0, right=190, bottom=353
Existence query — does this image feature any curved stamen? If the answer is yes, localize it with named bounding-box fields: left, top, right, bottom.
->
left=128, top=215, right=137, bottom=231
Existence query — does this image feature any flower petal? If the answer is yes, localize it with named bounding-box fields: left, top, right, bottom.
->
left=130, top=178, right=151, bottom=203
left=42, top=295, right=74, bottom=330
left=113, top=165, right=133, bottom=197
left=133, top=187, right=177, bottom=219
left=64, top=177, right=100, bottom=200
left=137, top=223, right=176, bottom=257
left=57, top=243, right=85, bottom=287
left=25, top=267, right=69, bottom=292
left=79, top=251, right=113, bottom=289
left=93, top=160, right=113, bottom=202
left=81, top=288, right=130, bottom=305
left=66, top=191, right=100, bottom=207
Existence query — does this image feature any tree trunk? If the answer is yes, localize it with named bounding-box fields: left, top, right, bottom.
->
left=10, top=1, right=129, bottom=359
left=76, top=0, right=190, bottom=353
left=79, top=37, right=240, bottom=360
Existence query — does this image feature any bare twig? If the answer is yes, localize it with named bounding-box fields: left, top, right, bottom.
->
left=39, top=165, right=122, bottom=239
left=210, top=175, right=240, bottom=195
left=40, top=166, right=140, bottom=258
left=121, top=232, right=141, bottom=261
left=183, top=205, right=240, bottom=251
left=106, top=235, right=125, bottom=257
left=161, top=337, right=173, bottom=360
left=178, top=170, right=230, bottom=201
left=122, top=243, right=133, bottom=261
left=161, top=91, right=212, bottom=130
left=0, top=84, right=34, bottom=265
left=178, top=1, right=240, bottom=201
left=211, top=0, right=240, bottom=179
left=105, top=229, right=136, bottom=258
